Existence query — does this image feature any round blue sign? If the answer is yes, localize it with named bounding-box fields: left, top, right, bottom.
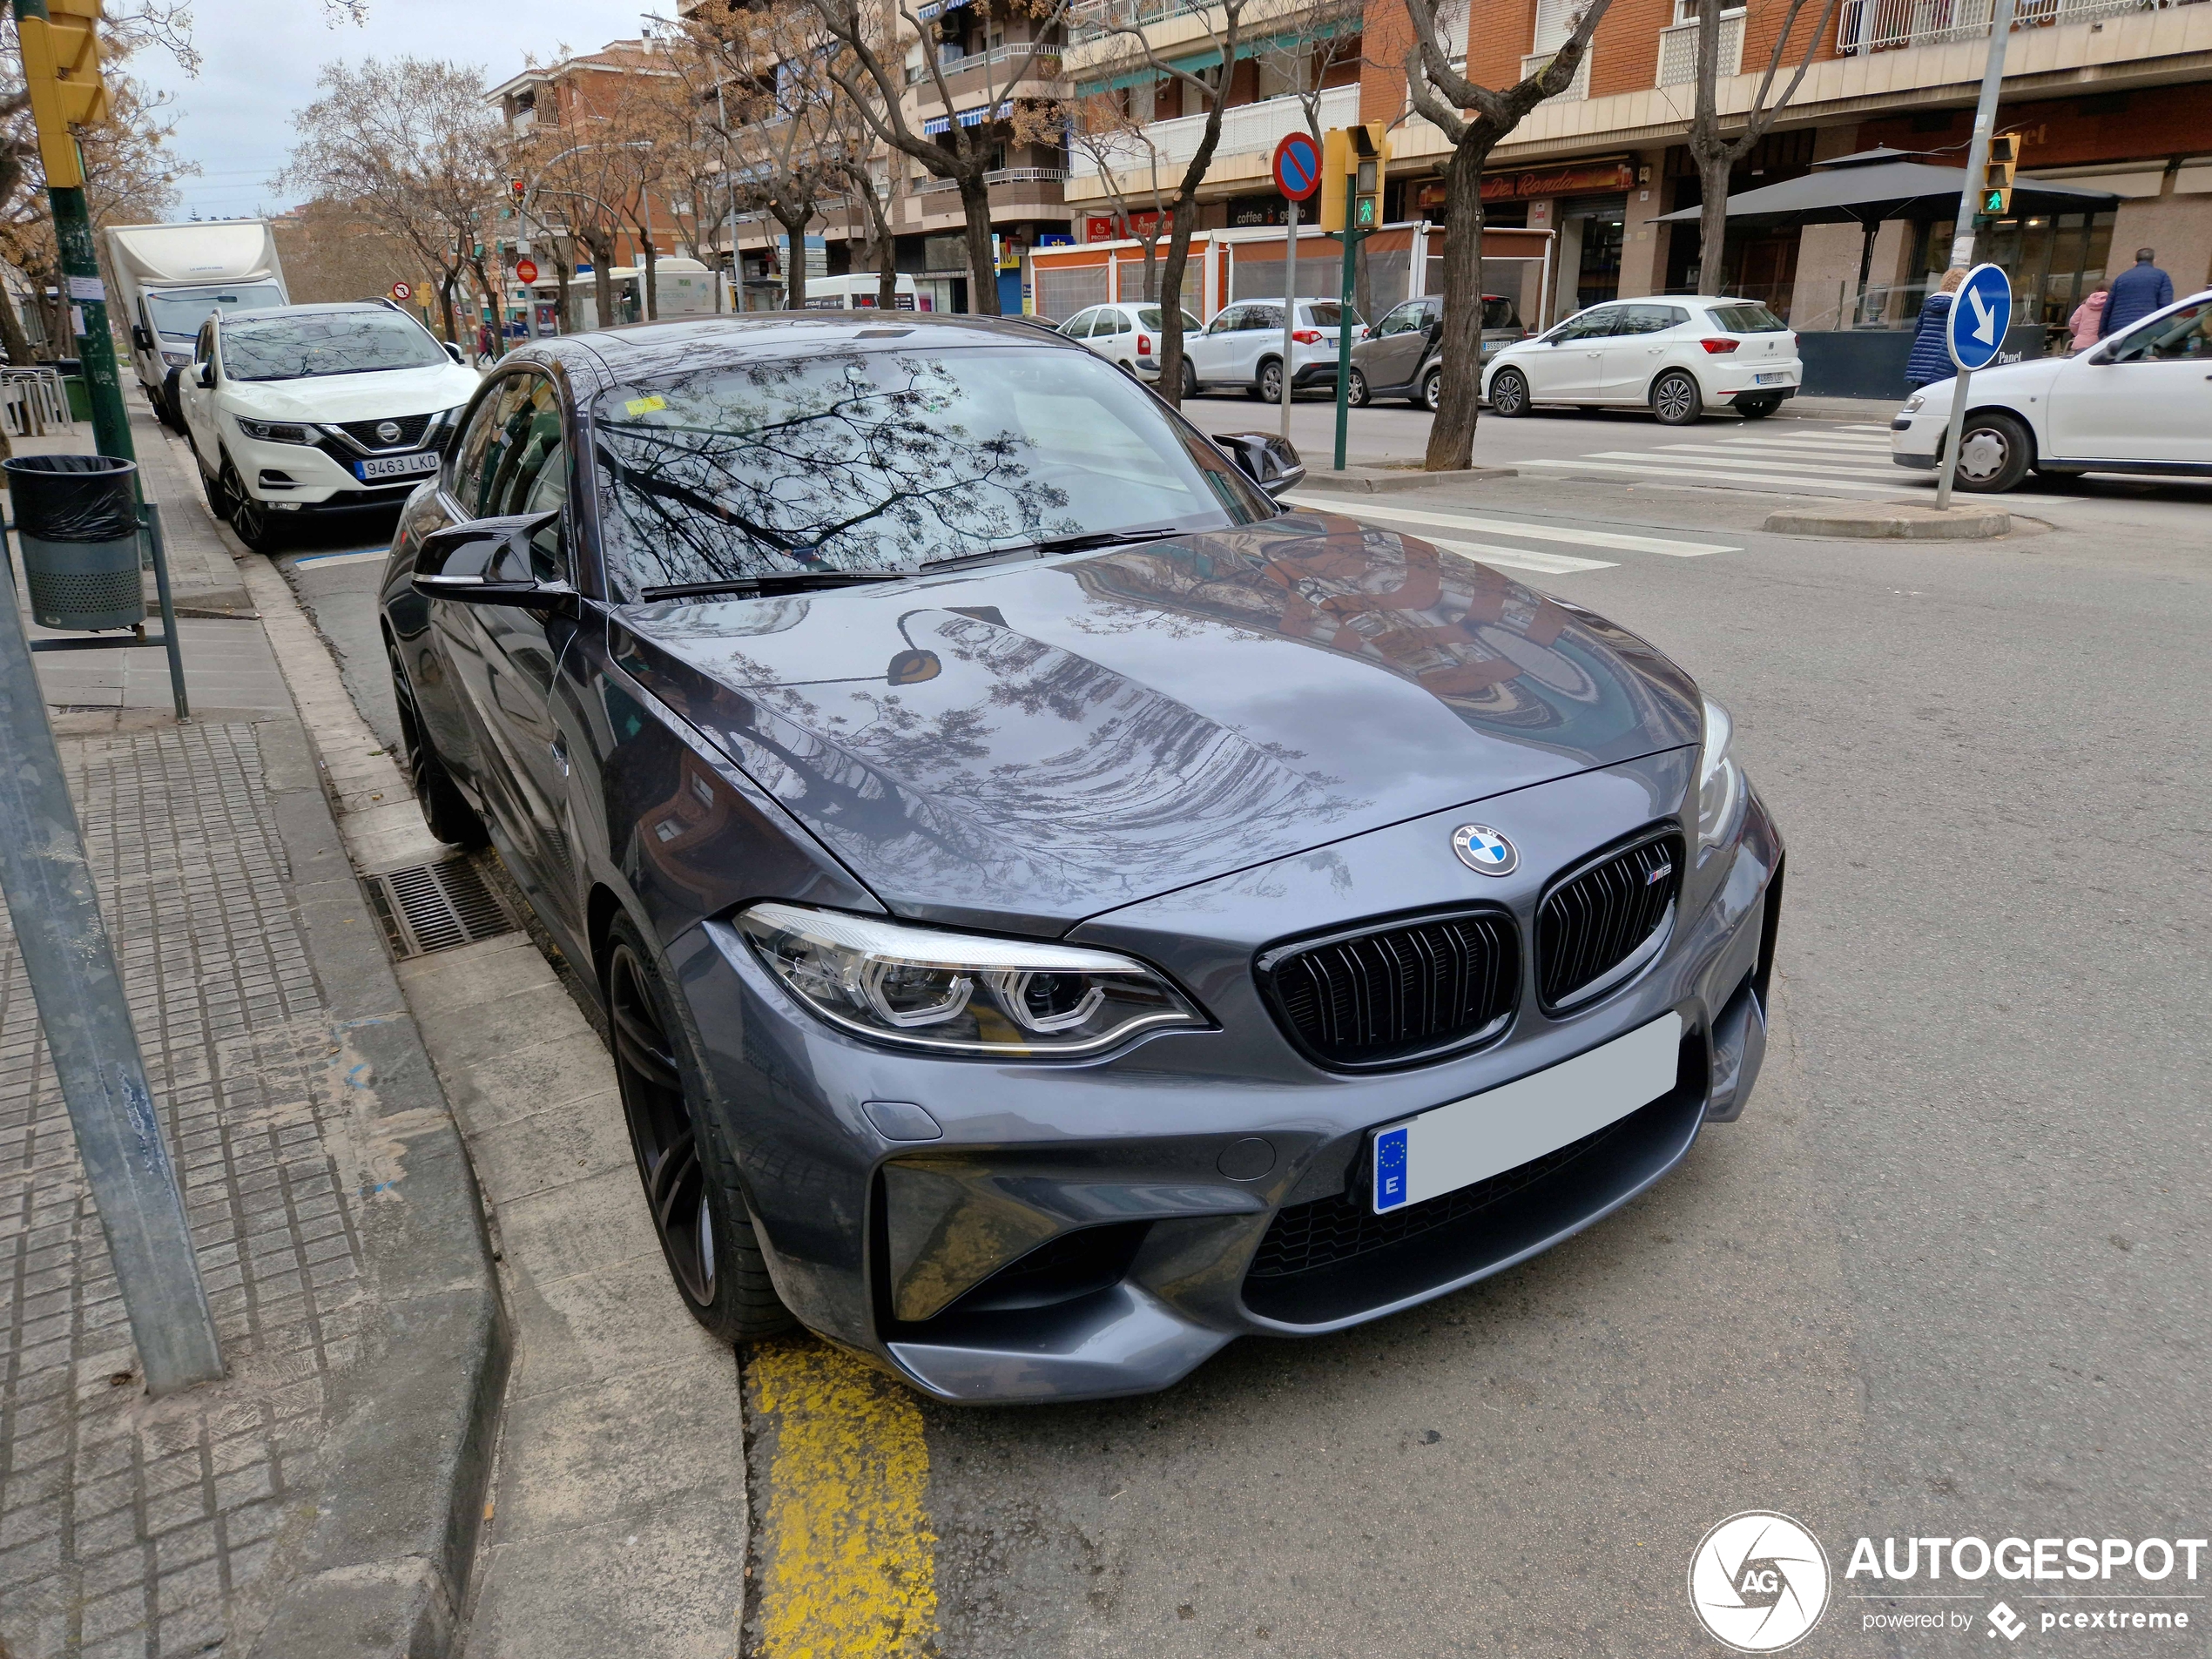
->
left=1946, top=262, right=2013, bottom=373
left=1273, top=132, right=1321, bottom=201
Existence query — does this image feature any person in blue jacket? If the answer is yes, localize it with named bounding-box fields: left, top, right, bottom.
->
left=2097, top=249, right=2175, bottom=339
left=1905, top=266, right=1967, bottom=390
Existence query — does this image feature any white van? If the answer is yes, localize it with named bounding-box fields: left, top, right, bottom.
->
left=803, top=273, right=921, bottom=311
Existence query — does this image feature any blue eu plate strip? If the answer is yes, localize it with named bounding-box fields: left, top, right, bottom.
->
left=1373, top=1125, right=1409, bottom=1212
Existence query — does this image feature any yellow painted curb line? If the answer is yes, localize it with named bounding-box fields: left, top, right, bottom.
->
left=749, top=1338, right=938, bottom=1657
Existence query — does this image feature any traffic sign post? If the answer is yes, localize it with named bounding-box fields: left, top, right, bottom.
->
left=1271, top=133, right=1320, bottom=444
left=1935, top=262, right=2012, bottom=510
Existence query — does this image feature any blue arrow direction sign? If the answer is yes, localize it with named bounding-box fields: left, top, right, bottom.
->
left=1947, top=262, right=2012, bottom=372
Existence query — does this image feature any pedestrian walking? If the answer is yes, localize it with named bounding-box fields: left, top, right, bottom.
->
left=2097, top=249, right=2174, bottom=339
left=2067, top=287, right=2107, bottom=353
left=1905, top=266, right=1967, bottom=390
left=476, top=320, right=494, bottom=360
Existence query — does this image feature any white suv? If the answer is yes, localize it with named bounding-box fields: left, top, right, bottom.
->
left=1055, top=302, right=1200, bottom=383
left=1482, top=295, right=1801, bottom=425
left=178, top=301, right=482, bottom=552
left=1183, top=299, right=1366, bottom=403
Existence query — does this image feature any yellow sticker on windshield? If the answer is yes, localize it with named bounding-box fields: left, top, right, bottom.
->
left=624, top=395, right=667, bottom=416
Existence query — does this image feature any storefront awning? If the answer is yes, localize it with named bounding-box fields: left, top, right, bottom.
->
left=1653, top=148, right=2120, bottom=229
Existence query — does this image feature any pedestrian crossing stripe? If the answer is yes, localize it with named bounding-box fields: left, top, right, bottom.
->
left=1515, top=458, right=1899, bottom=496
left=1281, top=495, right=1737, bottom=556
left=1428, top=539, right=1617, bottom=576
left=1715, top=435, right=1894, bottom=450
left=1594, top=449, right=1901, bottom=479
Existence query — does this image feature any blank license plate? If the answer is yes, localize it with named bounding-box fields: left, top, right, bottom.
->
left=1754, top=372, right=1791, bottom=386
left=1372, top=1013, right=1682, bottom=1213
left=355, top=451, right=440, bottom=482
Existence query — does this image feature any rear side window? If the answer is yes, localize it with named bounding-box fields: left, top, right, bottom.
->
left=1709, top=303, right=1787, bottom=334
left=1305, top=302, right=1363, bottom=328
left=1481, top=297, right=1520, bottom=331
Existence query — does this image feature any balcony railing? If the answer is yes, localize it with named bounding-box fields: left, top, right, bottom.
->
left=1656, top=11, right=1743, bottom=84
left=915, top=167, right=1070, bottom=196
left=1067, top=84, right=1359, bottom=179
left=1069, top=0, right=1218, bottom=45
left=907, top=40, right=1064, bottom=85
left=1836, top=0, right=2197, bottom=52
left=1520, top=48, right=1593, bottom=98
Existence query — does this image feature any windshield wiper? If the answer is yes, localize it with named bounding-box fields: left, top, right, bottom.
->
left=637, top=570, right=914, bottom=601
left=914, top=527, right=1197, bottom=575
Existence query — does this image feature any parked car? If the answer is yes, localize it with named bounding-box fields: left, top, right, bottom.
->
left=378, top=313, right=1783, bottom=1403
left=178, top=301, right=482, bottom=552
left=1055, top=301, right=1199, bottom=381
left=1349, top=293, right=1524, bottom=411
left=1890, top=287, right=2212, bottom=491
left=1182, top=299, right=1366, bottom=402
left=1482, top=296, right=1801, bottom=425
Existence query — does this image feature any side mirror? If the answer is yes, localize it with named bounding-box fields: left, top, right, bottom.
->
left=1212, top=431, right=1305, bottom=499
left=413, top=509, right=575, bottom=610
left=131, top=324, right=152, bottom=352
left=443, top=341, right=466, bottom=365
left=195, top=361, right=214, bottom=388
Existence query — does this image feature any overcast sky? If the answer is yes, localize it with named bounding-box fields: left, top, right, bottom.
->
left=135, top=0, right=650, bottom=221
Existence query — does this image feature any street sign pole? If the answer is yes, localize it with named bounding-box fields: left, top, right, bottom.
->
left=1950, top=0, right=2019, bottom=271
left=1279, top=195, right=1298, bottom=445
left=1333, top=224, right=1359, bottom=473
left=1270, top=132, right=1321, bottom=446
left=1933, top=365, right=1973, bottom=510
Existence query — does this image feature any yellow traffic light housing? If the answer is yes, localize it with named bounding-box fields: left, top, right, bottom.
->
left=18, top=0, right=111, bottom=190
left=1980, top=132, right=2018, bottom=220
left=1318, top=122, right=1393, bottom=234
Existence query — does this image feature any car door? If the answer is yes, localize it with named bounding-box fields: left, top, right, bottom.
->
left=1093, top=306, right=1132, bottom=366
left=1058, top=307, right=1098, bottom=350
left=2046, top=300, right=2212, bottom=464
left=1362, top=300, right=1428, bottom=391
left=1186, top=305, right=1244, bottom=382
left=180, top=320, right=219, bottom=472
left=1238, top=303, right=1285, bottom=383
left=1597, top=304, right=1689, bottom=401
left=1524, top=307, right=1619, bottom=400
left=432, top=370, right=588, bottom=932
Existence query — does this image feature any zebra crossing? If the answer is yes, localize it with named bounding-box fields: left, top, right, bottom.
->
left=1280, top=492, right=1740, bottom=577
left=1513, top=422, right=1919, bottom=500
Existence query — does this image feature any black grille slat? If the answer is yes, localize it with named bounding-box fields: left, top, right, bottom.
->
left=337, top=413, right=434, bottom=450
left=1537, top=830, right=1682, bottom=1010
left=1259, top=911, right=1518, bottom=1069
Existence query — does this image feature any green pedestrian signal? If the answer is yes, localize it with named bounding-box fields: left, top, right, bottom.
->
left=1982, top=190, right=2005, bottom=214
left=1354, top=195, right=1377, bottom=229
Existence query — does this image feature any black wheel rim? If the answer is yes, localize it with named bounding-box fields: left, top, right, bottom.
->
left=226, top=464, right=265, bottom=541
left=388, top=651, right=437, bottom=805
left=610, top=943, right=716, bottom=1307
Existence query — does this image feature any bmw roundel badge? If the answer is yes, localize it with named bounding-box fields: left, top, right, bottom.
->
left=1450, top=824, right=1518, bottom=876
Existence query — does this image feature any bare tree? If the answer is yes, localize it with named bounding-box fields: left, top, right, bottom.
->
left=1064, top=90, right=1174, bottom=303
left=811, top=0, right=1071, bottom=314
left=524, top=119, right=645, bottom=331
left=1403, top=0, right=1615, bottom=469
left=1684, top=0, right=1842, bottom=296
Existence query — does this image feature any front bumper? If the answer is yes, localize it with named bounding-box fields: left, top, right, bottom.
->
left=1891, top=408, right=1944, bottom=469
left=671, top=750, right=1784, bottom=1403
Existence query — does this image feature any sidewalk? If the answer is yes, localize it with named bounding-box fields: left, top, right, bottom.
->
left=0, top=408, right=503, bottom=1658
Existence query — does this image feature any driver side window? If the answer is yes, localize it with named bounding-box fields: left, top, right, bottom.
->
left=450, top=378, right=529, bottom=517
left=449, top=374, right=568, bottom=582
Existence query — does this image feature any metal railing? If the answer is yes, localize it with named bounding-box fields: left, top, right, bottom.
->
left=1837, top=0, right=2195, bottom=52
left=914, top=167, right=1071, bottom=196
left=907, top=39, right=1064, bottom=84
left=1520, top=48, right=1593, bottom=98
left=1656, top=11, right=1744, bottom=84
left=1, top=367, right=71, bottom=436
left=1069, top=0, right=1220, bottom=45
left=1068, top=84, right=1358, bottom=178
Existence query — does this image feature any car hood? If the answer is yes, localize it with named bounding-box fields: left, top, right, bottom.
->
left=611, top=512, right=1701, bottom=934
left=1906, top=354, right=2066, bottom=408
left=218, top=361, right=482, bottom=422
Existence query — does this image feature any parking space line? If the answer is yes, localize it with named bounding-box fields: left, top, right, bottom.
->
left=1283, top=496, right=1738, bottom=556
left=748, top=1338, right=937, bottom=1657
left=285, top=549, right=388, bottom=569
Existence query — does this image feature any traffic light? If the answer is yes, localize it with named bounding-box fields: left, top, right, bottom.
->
left=510, top=177, right=526, bottom=203
left=1318, top=123, right=1392, bottom=234
left=1979, top=132, right=2018, bottom=219
left=18, top=0, right=111, bottom=190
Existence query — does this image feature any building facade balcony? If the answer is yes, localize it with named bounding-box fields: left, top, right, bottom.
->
left=1067, top=83, right=1359, bottom=192
left=907, top=38, right=1066, bottom=95
left=1834, top=0, right=2194, bottom=53
left=904, top=170, right=1075, bottom=232
left=1519, top=47, right=1593, bottom=99
left=1656, top=12, right=1743, bottom=84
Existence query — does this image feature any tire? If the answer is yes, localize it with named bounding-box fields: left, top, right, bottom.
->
left=1736, top=394, right=1780, bottom=420
left=604, top=913, right=794, bottom=1345
left=1254, top=358, right=1284, bottom=403
left=220, top=455, right=283, bottom=554
left=1950, top=409, right=2033, bottom=493
left=1347, top=368, right=1372, bottom=408
left=159, top=368, right=187, bottom=434
left=1420, top=365, right=1443, bottom=414
left=200, top=454, right=236, bottom=519
left=1488, top=367, right=1530, bottom=418
left=1650, top=369, right=1703, bottom=426
left=388, top=640, right=489, bottom=848
left=1179, top=359, right=1199, bottom=401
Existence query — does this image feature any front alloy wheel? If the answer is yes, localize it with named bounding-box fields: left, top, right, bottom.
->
left=1488, top=368, right=1530, bottom=417
left=221, top=455, right=280, bottom=552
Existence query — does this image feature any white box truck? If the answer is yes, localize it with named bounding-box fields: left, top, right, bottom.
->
left=105, top=220, right=287, bottom=428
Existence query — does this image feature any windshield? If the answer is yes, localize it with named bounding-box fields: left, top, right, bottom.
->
left=1136, top=307, right=1198, bottom=331
left=219, top=311, right=448, bottom=381
left=145, top=282, right=285, bottom=341
left=589, top=345, right=1271, bottom=598
left=1710, top=302, right=1787, bottom=334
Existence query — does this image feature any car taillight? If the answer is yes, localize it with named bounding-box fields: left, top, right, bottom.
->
left=1291, top=328, right=1322, bottom=344
left=1791, top=333, right=1800, bottom=348
left=1137, top=333, right=1151, bottom=354
left=1699, top=337, right=1740, bottom=354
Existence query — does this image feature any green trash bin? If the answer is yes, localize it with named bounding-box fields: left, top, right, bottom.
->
left=3, top=453, right=145, bottom=631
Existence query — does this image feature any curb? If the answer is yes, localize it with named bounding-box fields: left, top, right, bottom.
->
left=1301, top=464, right=1516, bottom=494
left=1763, top=502, right=2011, bottom=540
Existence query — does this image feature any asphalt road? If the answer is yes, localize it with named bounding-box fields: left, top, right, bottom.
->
left=279, top=407, right=2212, bottom=1657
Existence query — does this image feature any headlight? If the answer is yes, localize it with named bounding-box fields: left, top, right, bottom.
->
left=233, top=415, right=314, bottom=444
left=737, top=903, right=1208, bottom=1056
left=1696, top=696, right=1745, bottom=850
left=161, top=350, right=190, bottom=367
left=1901, top=394, right=1925, bottom=414
left=430, top=402, right=466, bottom=433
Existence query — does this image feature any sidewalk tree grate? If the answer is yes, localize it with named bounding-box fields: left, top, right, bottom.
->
left=361, top=857, right=518, bottom=960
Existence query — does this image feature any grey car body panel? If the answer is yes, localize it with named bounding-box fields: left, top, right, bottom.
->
left=378, top=316, right=1781, bottom=1402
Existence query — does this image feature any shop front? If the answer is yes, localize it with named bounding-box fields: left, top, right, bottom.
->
left=1413, top=158, right=1636, bottom=327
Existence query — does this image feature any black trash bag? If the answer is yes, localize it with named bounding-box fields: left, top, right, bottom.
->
left=3, top=454, right=138, bottom=543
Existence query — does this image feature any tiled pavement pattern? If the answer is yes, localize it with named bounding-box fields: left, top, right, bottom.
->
left=0, top=721, right=365, bottom=1659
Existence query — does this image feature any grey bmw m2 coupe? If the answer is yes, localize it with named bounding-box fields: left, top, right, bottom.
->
left=379, top=314, right=1783, bottom=1403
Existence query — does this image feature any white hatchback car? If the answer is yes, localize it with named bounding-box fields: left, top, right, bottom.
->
left=1182, top=299, right=1366, bottom=403
left=1482, top=296, right=1802, bottom=424
left=1055, top=302, right=1200, bottom=383
left=1890, top=288, right=2212, bottom=491
left=179, top=300, right=482, bottom=551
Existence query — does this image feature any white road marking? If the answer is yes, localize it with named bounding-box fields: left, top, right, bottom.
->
left=1282, top=495, right=1737, bottom=556
left=1514, top=458, right=1900, bottom=496
left=1429, top=539, right=1617, bottom=575
left=1594, top=448, right=1901, bottom=479
left=1715, top=435, right=1895, bottom=450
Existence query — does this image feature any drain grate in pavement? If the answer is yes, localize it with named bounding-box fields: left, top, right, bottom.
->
left=361, top=858, right=518, bottom=960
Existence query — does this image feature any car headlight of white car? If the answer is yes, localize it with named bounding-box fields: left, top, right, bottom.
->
left=233, top=415, right=315, bottom=445
left=1901, top=393, right=1925, bottom=414
left=1696, top=697, right=1745, bottom=850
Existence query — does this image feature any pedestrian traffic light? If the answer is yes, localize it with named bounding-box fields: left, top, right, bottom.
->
left=1318, top=122, right=1393, bottom=234
left=509, top=177, right=526, bottom=204
left=1979, top=133, right=2018, bottom=219
left=17, top=0, right=111, bottom=190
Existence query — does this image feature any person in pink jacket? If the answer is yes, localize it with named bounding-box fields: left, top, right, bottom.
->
left=2067, top=288, right=2108, bottom=353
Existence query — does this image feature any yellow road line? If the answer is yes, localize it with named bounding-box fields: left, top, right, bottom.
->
left=749, top=1337, right=938, bottom=1658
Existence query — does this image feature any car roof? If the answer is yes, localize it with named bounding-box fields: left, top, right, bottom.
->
left=219, top=301, right=412, bottom=326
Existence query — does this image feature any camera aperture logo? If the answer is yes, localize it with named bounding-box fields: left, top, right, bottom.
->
left=1689, top=1512, right=1832, bottom=1652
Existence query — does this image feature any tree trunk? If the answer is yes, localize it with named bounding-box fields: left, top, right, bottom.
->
left=589, top=232, right=617, bottom=331
left=469, top=259, right=502, bottom=358
left=1154, top=194, right=1199, bottom=406
left=643, top=236, right=660, bottom=320
left=1425, top=134, right=1496, bottom=471
left=554, top=252, right=576, bottom=335
left=1696, top=152, right=1732, bottom=295
left=437, top=273, right=460, bottom=346
left=873, top=206, right=900, bottom=312
left=779, top=212, right=809, bottom=309
left=956, top=170, right=1001, bottom=314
